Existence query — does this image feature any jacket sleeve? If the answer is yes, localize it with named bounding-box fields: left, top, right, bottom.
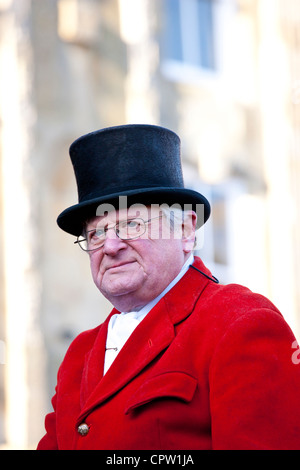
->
left=209, top=308, right=300, bottom=449
left=36, top=325, right=102, bottom=450
left=37, top=392, right=58, bottom=450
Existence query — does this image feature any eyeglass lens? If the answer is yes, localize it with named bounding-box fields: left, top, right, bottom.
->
left=78, top=218, right=146, bottom=251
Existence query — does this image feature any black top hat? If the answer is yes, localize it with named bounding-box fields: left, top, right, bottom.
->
left=57, top=124, right=210, bottom=236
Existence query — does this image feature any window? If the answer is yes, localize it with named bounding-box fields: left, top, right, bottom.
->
left=162, top=0, right=216, bottom=71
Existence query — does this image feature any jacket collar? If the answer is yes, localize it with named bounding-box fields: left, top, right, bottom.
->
left=76, top=256, right=212, bottom=425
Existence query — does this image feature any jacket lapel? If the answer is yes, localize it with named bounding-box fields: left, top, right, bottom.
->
left=79, top=308, right=116, bottom=407
left=76, top=299, right=175, bottom=425
left=76, top=256, right=211, bottom=425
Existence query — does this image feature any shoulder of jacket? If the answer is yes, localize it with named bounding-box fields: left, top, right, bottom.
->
left=202, top=283, right=279, bottom=312
left=192, top=280, right=282, bottom=329
left=209, top=282, right=279, bottom=311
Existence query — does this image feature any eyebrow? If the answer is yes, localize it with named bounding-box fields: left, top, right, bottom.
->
left=85, top=216, right=135, bottom=231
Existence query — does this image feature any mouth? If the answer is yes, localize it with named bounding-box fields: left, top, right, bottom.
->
left=106, top=261, right=136, bottom=271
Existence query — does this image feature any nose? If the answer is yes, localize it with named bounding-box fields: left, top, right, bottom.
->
left=102, top=227, right=127, bottom=256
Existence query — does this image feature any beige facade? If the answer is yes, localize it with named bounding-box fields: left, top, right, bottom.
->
left=0, top=0, right=299, bottom=449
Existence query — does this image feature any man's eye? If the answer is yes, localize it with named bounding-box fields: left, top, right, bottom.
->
left=88, top=229, right=104, bottom=241
left=127, top=220, right=139, bottom=228
left=126, top=220, right=143, bottom=231
left=118, top=220, right=137, bottom=229
left=94, top=229, right=105, bottom=238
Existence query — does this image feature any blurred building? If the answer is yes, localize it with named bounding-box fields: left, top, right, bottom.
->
left=0, top=0, right=299, bottom=449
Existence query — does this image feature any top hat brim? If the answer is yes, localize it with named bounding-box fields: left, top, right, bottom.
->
left=57, top=186, right=210, bottom=236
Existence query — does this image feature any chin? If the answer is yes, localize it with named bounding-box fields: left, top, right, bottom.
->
left=100, top=280, right=142, bottom=303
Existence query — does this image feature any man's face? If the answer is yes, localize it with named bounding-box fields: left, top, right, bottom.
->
left=87, top=205, right=196, bottom=312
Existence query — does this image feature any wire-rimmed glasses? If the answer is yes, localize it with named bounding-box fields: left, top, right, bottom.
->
left=74, top=216, right=162, bottom=252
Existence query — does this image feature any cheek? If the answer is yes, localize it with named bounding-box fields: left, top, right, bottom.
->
left=89, top=252, right=104, bottom=283
left=154, top=240, right=185, bottom=272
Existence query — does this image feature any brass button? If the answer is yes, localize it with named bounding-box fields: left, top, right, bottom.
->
left=77, top=423, right=89, bottom=436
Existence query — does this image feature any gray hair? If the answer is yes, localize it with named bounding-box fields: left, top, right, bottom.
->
left=160, top=206, right=197, bottom=248
left=159, top=206, right=193, bottom=229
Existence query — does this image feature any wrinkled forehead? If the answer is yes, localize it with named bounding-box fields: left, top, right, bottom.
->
left=87, top=204, right=160, bottom=228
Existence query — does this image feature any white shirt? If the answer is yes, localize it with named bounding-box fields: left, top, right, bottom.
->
left=103, top=254, right=194, bottom=374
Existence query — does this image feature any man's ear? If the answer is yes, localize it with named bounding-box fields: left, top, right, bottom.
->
left=182, top=211, right=197, bottom=253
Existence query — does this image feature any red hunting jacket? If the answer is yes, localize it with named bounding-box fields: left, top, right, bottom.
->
left=37, top=257, right=300, bottom=450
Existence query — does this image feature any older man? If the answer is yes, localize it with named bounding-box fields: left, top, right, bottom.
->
left=38, top=124, right=300, bottom=450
